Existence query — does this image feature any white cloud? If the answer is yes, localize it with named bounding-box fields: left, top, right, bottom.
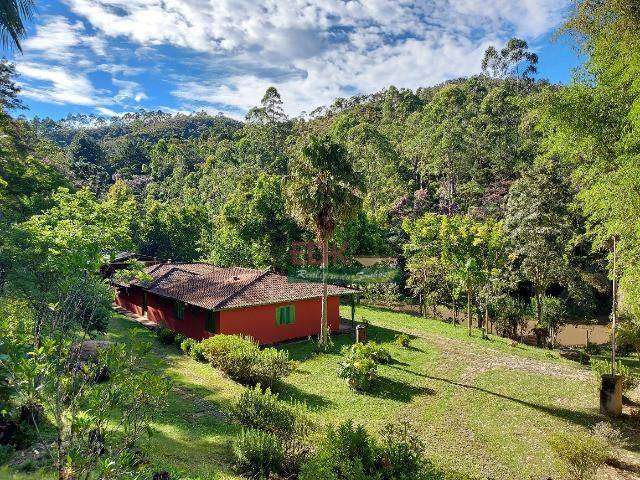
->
left=20, top=0, right=571, bottom=116
left=112, top=78, right=148, bottom=103
left=16, top=63, right=98, bottom=105
left=96, top=106, right=119, bottom=116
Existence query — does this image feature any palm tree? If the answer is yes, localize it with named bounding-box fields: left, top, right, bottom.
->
left=287, top=135, right=362, bottom=348
left=1, top=0, right=35, bottom=52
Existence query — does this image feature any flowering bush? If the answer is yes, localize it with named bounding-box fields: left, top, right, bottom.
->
left=338, top=352, right=378, bottom=392
left=349, top=341, right=392, bottom=364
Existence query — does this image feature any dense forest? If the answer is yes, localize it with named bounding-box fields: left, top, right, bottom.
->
left=0, top=38, right=620, bottom=327
left=1, top=0, right=640, bottom=477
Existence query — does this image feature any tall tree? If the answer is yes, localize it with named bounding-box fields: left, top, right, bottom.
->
left=245, top=87, right=289, bottom=172
left=68, top=133, right=110, bottom=193
left=504, top=158, right=574, bottom=326
left=0, top=0, right=34, bottom=52
left=440, top=215, right=486, bottom=336
left=482, top=38, right=538, bottom=82
left=543, top=0, right=640, bottom=318
left=207, top=173, right=300, bottom=272
left=287, top=135, right=362, bottom=347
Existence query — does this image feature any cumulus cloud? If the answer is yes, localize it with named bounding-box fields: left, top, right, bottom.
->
left=17, top=63, right=97, bottom=105
left=18, top=0, right=571, bottom=115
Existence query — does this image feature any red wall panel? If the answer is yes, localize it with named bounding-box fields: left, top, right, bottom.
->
left=218, top=296, right=341, bottom=345
left=115, top=286, right=146, bottom=317
left=115, top=285, right=342, bottom=345
left=146, top=293, right=209, bottom=340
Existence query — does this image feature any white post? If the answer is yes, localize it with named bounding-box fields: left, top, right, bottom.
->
left=611, top=236, right=618, bottom=376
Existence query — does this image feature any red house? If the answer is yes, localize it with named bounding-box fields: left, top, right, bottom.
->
left=114, top=262, right=355, bottom=345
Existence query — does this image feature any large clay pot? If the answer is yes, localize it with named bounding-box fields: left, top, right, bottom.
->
left=600, top=374, right=623, bottom=416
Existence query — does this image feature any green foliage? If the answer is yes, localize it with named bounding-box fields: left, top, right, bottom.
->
left=300, top=420, right=433, bottom=480
left=489, top=295, right=529, bottom=339
left=404, top=212, right=507, bottom=334
left=537, top=296, right=569, bottom=346
left=156, top=327, right=176, bottom=345
left=199, top=334, right=293, bottom=387
left=338, top=347, right=378, bottom=392
left=138, top=199, right=208, bottom=262
left=543, top=0, right=640, bottom=316
left=378, top=421, right=428, bottom=480
left=229, top=385, right=312, bottom=471
left=207, top=173, right=299, bottom=272
left=505, top=158, right=576, bottom=325
left=395, top=333, right=411, bottom=348
left=549, top=431, right=609, bottom=480
left=616, top=315, right=640, bottom=355
left=347, top=341, right=392, bottom=365
left=179, top=337, right=197, bottom=356
left=232, top=428, right=285, bottom=479
left=590, top=359, right=639, bottom=393
left=189, top=341, right=206, bottom=363
left=229, top=385, right=310, bottom=437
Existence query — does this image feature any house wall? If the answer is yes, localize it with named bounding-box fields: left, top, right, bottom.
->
left=219, top=296, right=341, bottom=345
left=115, top=286, right=146, bottom=317
left=115, top=286, right=342, bottom=344
left=146, top=293, right=209, bottom=340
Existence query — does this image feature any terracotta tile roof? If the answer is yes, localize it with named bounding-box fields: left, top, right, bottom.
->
left=117, top=262, right=355, bottom=311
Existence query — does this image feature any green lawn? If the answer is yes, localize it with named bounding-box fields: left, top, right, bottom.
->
left=6, top=306, right=639, bottom=479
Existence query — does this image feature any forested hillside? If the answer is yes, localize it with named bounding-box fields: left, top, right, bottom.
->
left=3, top=1, right=640, bottom=478
left=2, top=4, right=640, bottom=336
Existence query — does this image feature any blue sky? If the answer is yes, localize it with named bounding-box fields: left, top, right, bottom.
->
left=8, top=0, right=584, bottom=120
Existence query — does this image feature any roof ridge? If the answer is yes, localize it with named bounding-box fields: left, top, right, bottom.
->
left=214, top=268, right=271, bottom=310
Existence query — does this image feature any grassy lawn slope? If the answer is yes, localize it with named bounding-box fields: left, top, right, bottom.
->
left=80, top=306, right=640, bottom=479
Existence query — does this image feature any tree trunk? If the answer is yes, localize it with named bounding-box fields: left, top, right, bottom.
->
left=467, top=287, right=472, bottom=337
left=320, top=237, right=329, bottom=347
left=483, top=303, right=489, bottom=339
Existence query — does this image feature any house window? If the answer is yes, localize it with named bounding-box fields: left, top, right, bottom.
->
left=174, top=301, right=185, bottom=320
left=205, top=311, right=219, bottom=334
left=276, top=305, right=295, bottom=325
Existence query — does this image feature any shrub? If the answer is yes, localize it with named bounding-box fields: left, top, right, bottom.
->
left=230, top=385, right=312, bottom=472
left=229, top=385, right=310, bottom=438
left=338, top=353, right=377, bottom=392
left=156, top=327, right=176, bottom=345
left=328, top=421, right=378, bottom=474
left=174, top=333, right=187, bottom=346
left=179, top=338, right=196, bottom=355
left=189, top=342, right=206, bottom=363
left=584, top=342, right=602, bottom=356
left=251, top=348, right=295, bottom=387
left=200, top=335, right=293, bottom=387
left=233, top=428, right=285, bottom=479
left=300, top=420, right=378, bottom=480
left=298, top=448, right=340, bottom=480
left=549, top=431, right=609, bottom=480
left=349, top=342, right=392, bottom=365
left=395, top=334, right=410, bottom=348
left=616, top=314, right=640, bottom=356
left=590, top=359, right=639, bottom=392
left=0, top=444, right=14, bottom=465
left=378, top=421, right=427, bottom=480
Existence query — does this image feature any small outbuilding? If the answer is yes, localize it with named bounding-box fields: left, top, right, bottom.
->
left=113, top=262, right=355, bottom=345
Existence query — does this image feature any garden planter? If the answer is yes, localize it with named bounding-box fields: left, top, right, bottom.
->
left=600, top=374, right=622, bottom=416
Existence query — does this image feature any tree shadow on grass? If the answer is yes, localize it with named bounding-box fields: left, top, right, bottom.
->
left=367, top=376, right=435, bottom=402
left=388, top=363, right=608, bottom=433
left=272, top=381, right=334, bottom=410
